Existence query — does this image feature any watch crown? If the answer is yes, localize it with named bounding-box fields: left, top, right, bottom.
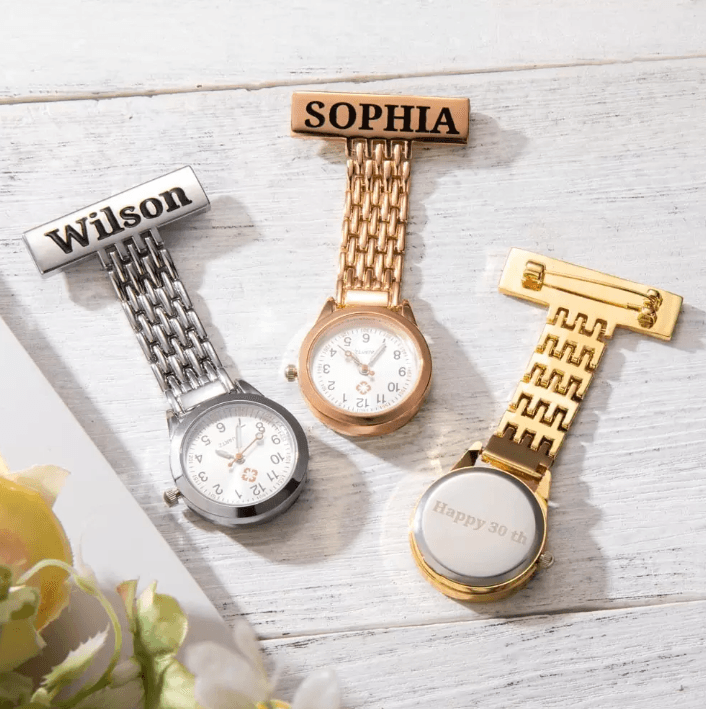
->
left=284, top=364, right=298, bottom=382
left=538, top=551, right=554, bottom=569
left=163, top=488, right=183, bottom=507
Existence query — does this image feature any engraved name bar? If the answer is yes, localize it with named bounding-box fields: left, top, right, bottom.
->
left=291, top=92, right=470, bottom=143
left=24, top=166, right=210, bottom=275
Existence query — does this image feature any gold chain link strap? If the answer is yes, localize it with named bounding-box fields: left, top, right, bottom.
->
left=99, top=229, right=233, bottom=412
left=484, top=307, right=607, bottom=478
left=482, top=248, right=682, bottom=481
left=335, top=138, right=411, bottom=308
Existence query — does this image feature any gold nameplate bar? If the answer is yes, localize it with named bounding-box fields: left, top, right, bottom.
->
left=291, top=92, right=469, bottom=143
left=499, top=248, right=682, bottom=341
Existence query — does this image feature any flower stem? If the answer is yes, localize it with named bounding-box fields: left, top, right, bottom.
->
left=17, top=558, right=123, bottom=708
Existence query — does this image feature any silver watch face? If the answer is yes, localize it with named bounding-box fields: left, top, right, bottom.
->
left=412, top=468, right=545, bottom=587
left=170, top=392, right=308, bottom=526
left=308, top=315, right=422, bottom=415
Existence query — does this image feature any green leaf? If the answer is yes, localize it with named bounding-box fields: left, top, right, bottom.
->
left=0, top=587, right=44, bottom=673
left=0, top=671, right=34, bottom=707
left=29, top=687, right=51, bottom=706
left=40, top=628, right=109, bottom=694
left=134, top=583, right=188, bottom=655
left=0, top=568, right=12, bottom=603
left=0, top=586, right=40, bottom=624
left=129, top=582, right=196, bottom=709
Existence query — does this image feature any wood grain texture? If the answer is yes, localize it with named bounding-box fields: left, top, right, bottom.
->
left=1, top=6, right=705, bottom=705
left=1, top=1, right=706, bottom=101
left=263, top=601, right=706, bottom=708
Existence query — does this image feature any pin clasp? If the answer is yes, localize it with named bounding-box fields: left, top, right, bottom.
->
left=501, top=248, right=682, bottom=341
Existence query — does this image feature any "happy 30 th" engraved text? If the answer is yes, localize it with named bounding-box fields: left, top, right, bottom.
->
left=432, top=499, right=528, bottom=545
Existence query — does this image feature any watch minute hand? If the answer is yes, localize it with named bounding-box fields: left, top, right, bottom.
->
left=367, top=341, right=387, bottom=367
left=229, top=432, right=264, bottom=466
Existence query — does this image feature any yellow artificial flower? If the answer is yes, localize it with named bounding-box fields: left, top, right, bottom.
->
left=0, top=454, right=72, bottom=630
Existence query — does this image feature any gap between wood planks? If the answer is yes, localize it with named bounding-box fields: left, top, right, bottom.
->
left=251, top=594, right=706, bottom=643
left=3, top=51, right=706, bottom=107
left=257, top=596, right=706, bottom=644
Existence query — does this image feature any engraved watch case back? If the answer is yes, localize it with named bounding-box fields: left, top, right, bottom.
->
left=298, top=300, right=432, bottom=437
left=169, top=389, right=309, bottom=527
left=411, top=464, right=547, bottom=601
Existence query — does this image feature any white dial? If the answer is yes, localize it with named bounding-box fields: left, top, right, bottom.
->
left=181, top=402, right=298, bottom=506
left=309, top=316, right=422, bottom=414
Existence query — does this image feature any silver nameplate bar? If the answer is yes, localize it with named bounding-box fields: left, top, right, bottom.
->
left=24, top=166, right=209, bottom=275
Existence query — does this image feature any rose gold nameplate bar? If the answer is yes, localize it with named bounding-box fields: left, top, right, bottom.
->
left=24, top=167, right=210, bottom=275
left=292, top=92, right=470, bottom=143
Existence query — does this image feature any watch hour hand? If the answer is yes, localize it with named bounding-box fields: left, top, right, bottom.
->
left=216, top=449, right=234, bottom=460
left=338, top=345, right=373, bottom=376
left=338, top=345, right=364, bottom=367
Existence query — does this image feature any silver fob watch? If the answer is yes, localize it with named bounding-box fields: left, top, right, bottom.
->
left=24, top=167, right=308, bottom=526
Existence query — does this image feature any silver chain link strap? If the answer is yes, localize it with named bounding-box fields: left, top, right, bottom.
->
left=98, top=228, right=234, bottom=414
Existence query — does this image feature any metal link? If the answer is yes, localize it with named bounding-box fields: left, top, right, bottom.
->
left=336, top=138, right=412, bottom=309
left=98, top=228, right=232, bottom=413
left=488, top=307, right=607, bottom=474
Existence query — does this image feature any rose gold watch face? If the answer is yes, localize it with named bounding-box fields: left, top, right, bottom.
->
left=308, top=315, right=423, bottom=416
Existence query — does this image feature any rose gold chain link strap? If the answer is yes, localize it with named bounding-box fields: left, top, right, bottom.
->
left=335, top=138, right=411, bottom=309
left=483, top=307, right=607, bottom=479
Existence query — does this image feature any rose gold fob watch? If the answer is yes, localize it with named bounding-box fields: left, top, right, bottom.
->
left=286, top=92, right=470, bottom=436
left=411, top=249, right=682, bottom=601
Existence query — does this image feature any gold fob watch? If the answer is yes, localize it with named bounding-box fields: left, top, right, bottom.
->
left=287, top=92, right=470, bottom=436
left=411, top=249, right=682, bottom=601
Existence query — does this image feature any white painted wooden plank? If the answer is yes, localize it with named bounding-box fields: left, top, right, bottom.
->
left=1, top=1, right=706, bottom=100
left=1, top=60, right=705, bottom=639
left=264, top=601, right=706, bottom=708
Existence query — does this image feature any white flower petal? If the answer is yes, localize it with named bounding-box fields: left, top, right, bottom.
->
left=194, top=678, right=256, bottom=709
left=182, top=641, right=227, bottom=676
left=291, top=668, right=341, bottom=709
left=184, top=642, right=270, bottom=705
left=232, top=619, right=267, bottom=678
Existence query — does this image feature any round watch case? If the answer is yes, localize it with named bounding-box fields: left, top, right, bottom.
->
left=410, top=467, right=547, bottom=601
left=298, top=305, right=432, bottom=437
left=169, top=391, right=309, bottom=526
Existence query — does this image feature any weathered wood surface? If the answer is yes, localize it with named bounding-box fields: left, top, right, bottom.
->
left=264, top=601, right=706, bottom=708
left=2, top=1, right=706, bottom=101
left=1, top=5, right=705, bottom=706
